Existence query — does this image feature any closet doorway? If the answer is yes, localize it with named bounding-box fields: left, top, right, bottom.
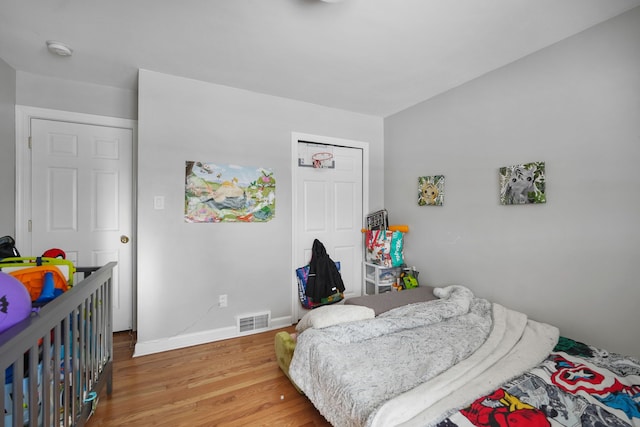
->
left=291, top=132, right=369, bottom=321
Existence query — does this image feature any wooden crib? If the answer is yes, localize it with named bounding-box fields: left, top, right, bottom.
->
left=0, top=262, right=116, bottom=427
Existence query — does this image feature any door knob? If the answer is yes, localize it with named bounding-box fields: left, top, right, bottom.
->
left=120, top=235, right=130, bottom=244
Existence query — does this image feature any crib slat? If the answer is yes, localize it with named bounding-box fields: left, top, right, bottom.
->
left=79, top=298, right=87, bottom=420
left=53, top=322, right=62, bottom=427
left=71, top=305, right=80, bottom=425
left=62, top=312, right=72, bottom=427
left=12, top=356, right=24, bottom=426
left=28, top=346, right=37, bottom=426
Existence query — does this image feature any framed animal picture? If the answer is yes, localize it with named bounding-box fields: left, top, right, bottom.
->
left=418, top=175, right=445, bottom=206
left=499, top=161, right=546, bottom=205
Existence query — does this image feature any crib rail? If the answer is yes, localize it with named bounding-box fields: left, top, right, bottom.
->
left=0, top=262, right=116, bottom=427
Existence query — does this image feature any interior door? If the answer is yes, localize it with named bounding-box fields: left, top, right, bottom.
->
left=294, top=141, right=364, bottom=320
left=30, top=118, right=134, bottom=332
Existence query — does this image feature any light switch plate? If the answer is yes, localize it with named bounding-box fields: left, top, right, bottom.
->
left=154, top=196, right=165, bottom=210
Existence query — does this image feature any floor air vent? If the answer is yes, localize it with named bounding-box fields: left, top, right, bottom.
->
left=237, top=311, right=271, bottom=333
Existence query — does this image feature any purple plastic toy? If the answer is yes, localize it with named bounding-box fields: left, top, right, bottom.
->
left=0, top=271, right=32, bottom=333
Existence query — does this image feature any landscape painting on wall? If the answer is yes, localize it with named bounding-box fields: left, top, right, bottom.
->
left=499, top=161, right=546, bottom=205
left=418, top=175, right=445, bottom=206
left=185, top=161, right=275, bottom=222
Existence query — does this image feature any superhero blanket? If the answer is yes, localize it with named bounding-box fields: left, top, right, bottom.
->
left=426, top=337, right=640, bottom=427
left=289, top=286, right=560, bottom=427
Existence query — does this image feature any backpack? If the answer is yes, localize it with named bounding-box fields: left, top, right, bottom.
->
left=0, top=236, right=20, bottom=261
left=9, top=265, right=69, bottom=304
left=296, top=261, right=344, bottom=309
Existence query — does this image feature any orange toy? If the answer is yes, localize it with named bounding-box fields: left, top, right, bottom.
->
left=361, top=225, right=409, bottom=233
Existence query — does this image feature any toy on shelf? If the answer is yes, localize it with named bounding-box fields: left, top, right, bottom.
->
left=0, top=272, right=32, bottom=333
left=362, top=211, right=409, bottom=268
left=399, top=266, right=419, bottom=289
left=365, top=209, right=388, bottom=231
left=0, top=256, right=76, bottom=310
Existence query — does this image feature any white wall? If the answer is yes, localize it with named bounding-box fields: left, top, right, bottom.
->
left=0, top=58, right=16, bottom=236
left=136, top=69, right=384, bottom=354
left=384, top=7, right=640, bottom=357
left=16, top=71, right=137, bottom=120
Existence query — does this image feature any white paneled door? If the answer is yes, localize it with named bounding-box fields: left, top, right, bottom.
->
left=30, top=119, right=134, bottom=331
left=293, top=138, right=365, bottom=321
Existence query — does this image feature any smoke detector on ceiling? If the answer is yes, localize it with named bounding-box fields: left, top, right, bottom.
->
left=46, top=40, right=73, bottom=57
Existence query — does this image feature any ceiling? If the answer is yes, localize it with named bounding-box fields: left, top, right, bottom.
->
left=1, top=0, right=639, bottom=117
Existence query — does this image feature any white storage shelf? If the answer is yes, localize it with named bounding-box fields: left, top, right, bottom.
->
left=362, top=262, right=401, bottom=295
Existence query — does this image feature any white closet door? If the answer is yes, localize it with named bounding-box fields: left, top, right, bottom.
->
left=294, top=141, right=364, bottom=319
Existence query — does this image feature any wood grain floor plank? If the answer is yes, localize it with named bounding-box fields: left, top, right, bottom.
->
left=86, top=327, right=331, bottom=426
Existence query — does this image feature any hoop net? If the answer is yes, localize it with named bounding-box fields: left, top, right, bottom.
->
left=312, top=152, right=333, bottom=168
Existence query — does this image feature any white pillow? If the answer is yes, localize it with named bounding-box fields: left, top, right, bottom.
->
left=296, top=304, right=375, bottom=332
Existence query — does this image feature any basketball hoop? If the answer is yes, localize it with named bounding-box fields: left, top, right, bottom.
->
left=312, top=152, right=334, bottom=169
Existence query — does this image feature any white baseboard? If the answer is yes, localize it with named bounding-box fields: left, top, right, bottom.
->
left=133, top=315, right=292, bottom=357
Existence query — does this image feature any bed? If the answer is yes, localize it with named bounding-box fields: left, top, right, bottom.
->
left=280, top=285, right=640, bottom=427
left=0, top=262, right=116, bottom=427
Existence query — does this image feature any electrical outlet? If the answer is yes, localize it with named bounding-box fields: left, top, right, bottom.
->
left=219, top=294, right=228, bottom=307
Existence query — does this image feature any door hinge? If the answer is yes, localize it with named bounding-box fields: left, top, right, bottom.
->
left=28, top=136, right=32, bottom=149
left=28, top=220, right=32, bottom=232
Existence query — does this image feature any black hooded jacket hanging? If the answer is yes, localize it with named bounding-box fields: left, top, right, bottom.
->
left=305, top=239, right=345, bottom=302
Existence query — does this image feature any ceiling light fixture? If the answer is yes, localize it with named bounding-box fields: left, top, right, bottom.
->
left=46, top=40, right=73, bottom=57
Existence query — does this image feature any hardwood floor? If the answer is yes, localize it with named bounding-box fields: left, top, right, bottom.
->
left=86, top=327, right=331, bottom=426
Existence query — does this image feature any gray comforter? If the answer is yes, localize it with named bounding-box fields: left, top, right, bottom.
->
left=289, top=285, right=559, bottom=427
